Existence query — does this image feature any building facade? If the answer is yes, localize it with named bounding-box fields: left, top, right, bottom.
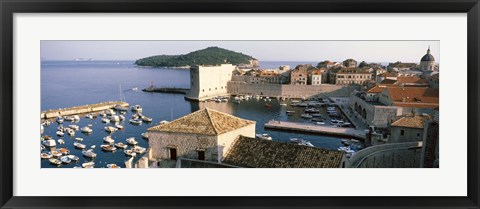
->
left=419, top=47, right=436, bottom=71
left=335, top=68, right=372, bottom=85
left=343, top=59, right=357, bottom=68
left=185, top=64, right=236, bottom=101
left=309, top=69, right=323, bottom=85
left=290, top=66, right=308, bottom=85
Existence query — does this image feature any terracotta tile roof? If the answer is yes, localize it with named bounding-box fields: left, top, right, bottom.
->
left=396, top=76, right=429, bottom=84
left=391, top=102, right=439, bottom=108
left=385, top=87, right=439, bottom=104
left=380, top=79, right=397, bottom=84
left=391, top=114, right=431, bottom=129
left=223, top=136, right=344, bottom=168
left=311, top=69, right=323, bottom=75
left=148, top=108, right=256, bottom=135
left=367, top=85, right=387, bottom=93
left=389, top=62, right=417, bottom=68
left=378, top=72, right=397, bottom=77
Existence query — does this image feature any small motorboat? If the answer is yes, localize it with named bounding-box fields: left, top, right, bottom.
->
left=106, top=164, right=120, bottom=168
left=301, top=114, right=313, bottom=119
left=91, top=145, right=96, bottom=149
left=82, top=149, right=97, bottom=158
left=86, top=113, right=95, bottom=119
left=68, top=124, right=79, bottom=130
left=109, top=115, right=120, bottom=122
left=73, top=142, right=86, bottom=149
left=56, top=131, right=64, bottom=137
left=56, top=116, right=64, bottom=124
left=101, top=144, right=117, bottom=152
left=63, top=116, right=75, bottom=122
left=40, top=152, right=53, bottom=159
left=67, top=129, right=75, bottom=136
left=114, top=142, right=128, bottom=149
left=113, top=104, right=128, bottom=111
left=131, top=105, right=142, bottom=112
left=41, top=120, right=51, bottom=126
left=141, top=116, right=153, bottom=122
left=255, top=133, right=272, bottom=140
left=159, top=120, right=169, bottom=125
left=99, top=111, right=106, bottom=117
left=290, top=138, right=315, bottom=147
left=101, top=118, right=110, bottom=123
left=124, top=149, right=137, bottom=157
left=133, top=146, right=146, bottom=154
left=305, top=108, right=320, bottom=113
left=119, top=115, right=125, bottom=121
left=60, top=156, right=71, bottom=164
left=81, top=126, right=93, bottom=133
left=67, top=155, right=80, bottom=161
left=104, top=126, right=118, bottom=133
left=103, top=136, right=115, bottom=144
left=42, top=139, right=56, bottom=147
left=126, top=137, right=138, bottom=145
left=59, top=148, right=70, bottom=155
left=82, top=161, right=95, bottom=168
left=115, top=124, right=124, bottom=130
left=141, top=132, right=149, bottom=139
left=280, top=103, right=287, bottom=106
left=265, top=103, right=272, bottom=108
left=49, top=158, right=62, bottom=165
left=57, top=139, right=65, bottom=145
left=105, top=109, right=115, bottom=116
left=49, top=150, right=62, bottom=157
left=74, top=137, right=83, bottom=141
left=315, top=121, right=326, bottom=125
left=129, top=119, right=142, bottom=125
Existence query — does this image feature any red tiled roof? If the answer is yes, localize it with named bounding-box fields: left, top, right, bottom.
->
left=391, top=114, right=431, bottom=128
left=385, top=87, right=439, bottom=104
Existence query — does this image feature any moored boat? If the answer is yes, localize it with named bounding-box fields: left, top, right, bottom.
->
left=42, top=139, right=56, bottom=147
left=107, top=164, right=120, bottom=168
left=141, top=132, right=149, bottom=139
left=104, top=126, right=118, bottom=133
left=82, top=149, right=97, bottom=158
left=126, top=137, right=138, bottom=145
left=301, top=114, right=313, bottom=119
left=114, top=142, right=128, bottom=149
left=133, top=146, right=146, bottom=154
left=60, top=156, right=71, bottom=164
left=82, top=161, right=95, bottom=168
left=129, top=119, right=142, bottom=125
left=131, top=105, right=142, bottom=112
left=73, top=142, right=87, bottom=149
left=81, top=126, right=93, bottom=133
left=67, top=154, right=80, bottom=161
left=58, top=147, right=70, bottom=155
left=124, top=149, right=137, bottom=157
left=255, top=133, right=272, bottom=140
left=49, top=158, right=62, bottom=165
left=57, top=139, right=65, bottom=145
left=141, top=116, right=153, bottom=122
left=103, top=136, right=115, bottom=144
left=101, top=144, right=117, bottom=152
left=56, top=131, right=64, bottom=137
left=40, top=152, right=53, bottom=159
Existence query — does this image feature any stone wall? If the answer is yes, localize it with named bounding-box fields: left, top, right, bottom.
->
left=217, top=124, right=256, bottom=162
left=347, top=141, right=423, bottom=168
left=227, top=82, right=359, bottom=98
left=389, top=127, right=424, bottom=143
left=349, top=93, right=399, bottom=127
left=148, top=131, right=217, bottom=162
left=41, top=101, right=128, bottom=119
left=186, top=64, right=235, bottom=101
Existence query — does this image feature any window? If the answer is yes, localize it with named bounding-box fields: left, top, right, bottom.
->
left=169, top=148, right=177, bottom=160
left=400, top=130, right=405, bottom=136
left=417, top=132, right=421, bottom=137
left=202, top=89, right=204, bottom=92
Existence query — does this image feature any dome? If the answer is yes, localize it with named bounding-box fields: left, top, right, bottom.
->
left=421, top=47, right=435, bottom=62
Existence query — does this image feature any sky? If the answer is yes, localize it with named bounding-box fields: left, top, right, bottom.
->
left=41, top=41, right=440, bottom=63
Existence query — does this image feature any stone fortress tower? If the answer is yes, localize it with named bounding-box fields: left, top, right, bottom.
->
left=419, top=46, right=436, bottom=71
left=185, top=64, right=236, bottom=101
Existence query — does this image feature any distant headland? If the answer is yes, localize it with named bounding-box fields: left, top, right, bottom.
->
left=134, top=46, right=259, bottom=68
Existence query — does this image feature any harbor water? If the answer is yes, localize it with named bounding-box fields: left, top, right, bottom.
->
left=41, top=60, right=346, bottom=168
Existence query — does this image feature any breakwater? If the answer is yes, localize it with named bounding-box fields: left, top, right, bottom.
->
left=142, top=86, right=189, bottom=94
left=40, top=101, right=129, bottom=119
left=264, top=120, right=366, bottom=140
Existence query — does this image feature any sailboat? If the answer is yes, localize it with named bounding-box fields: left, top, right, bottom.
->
left=113, top=84, right=128, bottom=111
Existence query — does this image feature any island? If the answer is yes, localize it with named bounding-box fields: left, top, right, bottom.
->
left=134, top=46, right=259, bottom=68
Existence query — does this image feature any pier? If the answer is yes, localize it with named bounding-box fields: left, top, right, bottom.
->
left=142, top=85, right=189, bottom=94
left=41, top=101, right=129, bottom=119
left=264, top=120, right=366, bottom=140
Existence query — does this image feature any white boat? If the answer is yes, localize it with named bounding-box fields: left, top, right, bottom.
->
left=124, top=149, right=137, bottom=157
left=305, top=108, right=320, bottom=113
left=86, top=113, right=95, bottom=119
left=74, top=137, right=83, bottom=141
left=104, top=126, right=118, bottom=133
left=67, top=155, right=80, bottom=161
left=141, top=132, right=149, bottom=139
left=99, top=111, right=106, bottom=117
left=106, top=164, right=120, bottom=168
left=141, top=116, right=153, bottom=122
left=114, top=142, right=128, bottom=149
left=103, top=136, right=115, bottom=144
left=40, top=152, right=53, bottom=159
left=315, top=121, right=326, bottom=125
left=113, top=104, right=128, bottom=112
left=40, top=145, right=45, bottom=151
left=41, top=120, right=51, bottom=126
left=73, top=115, right=80, bottom=121
left=49, top=158, right=62, bottom=165
left=57, top=139, right=65, bottom=145
left=301, top=114, right=313, bottom=119
left=73, top=142, right=87, bottom=149
left=255, top=133, right=272, bottom=140
left=101, top=144, right=117, bottom=152
left=129, top=119, right=142, bottom=125
left=68, top=124, right=79, bottom=130
left=109, top=115, right=120, bottom=122
left=56, top=116, right=64, bottom=124
left=159, top=120, right=169, bottom=125
left=119, top=115, right=125, bottom=121
left=82, top=149, right=97, bottom=158
left=82, top=161, right=95, bottom=168
left=131, top=105, right=142, bottom=112
left=67, top=129, right=75, bottom=136
left=91, top=145, right=96, bottom=149
left=49, top=150, right=62, bottom=157
left=126, top=137, right=138, bottom=145
left=63, top=116, right=75, bottom=122
left=115, top=124, right=124, bottom=130
left=42, top=139, right=56, bottom=147
left=101, top=118, right=110, bottom=123
left=133, top=146, right=146, bottom=154
left=81, top=126, right=93, bottom=133
left=290, top=138, right=315, bottom=147
left=233, top=100, right=241, bottom=104
left=60, top=156, right=71, bottom=164
left=56, top=131, right=64, bottom=137
left=280, top=103, right=287, bottom=106
left=105, top=109, right=115, bottom=116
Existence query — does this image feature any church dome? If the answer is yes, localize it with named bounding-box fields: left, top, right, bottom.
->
left=421, top=47, right=435, bottom=62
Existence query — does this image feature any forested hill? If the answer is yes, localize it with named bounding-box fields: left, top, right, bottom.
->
left=134, top=47, right=257, bottom=67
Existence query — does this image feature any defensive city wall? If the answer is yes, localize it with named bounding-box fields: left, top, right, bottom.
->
left=227, top=82, right=360, bottom=98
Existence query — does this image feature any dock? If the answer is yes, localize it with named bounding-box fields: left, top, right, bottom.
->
left=142, top=85, right=189, bottom=94
left=264, top=120, right=366, bottom=140
left=41, top=101, right=129, bottom=119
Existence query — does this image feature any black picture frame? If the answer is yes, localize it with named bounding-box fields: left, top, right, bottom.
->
left=1, top=0, right=479, bottom=208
